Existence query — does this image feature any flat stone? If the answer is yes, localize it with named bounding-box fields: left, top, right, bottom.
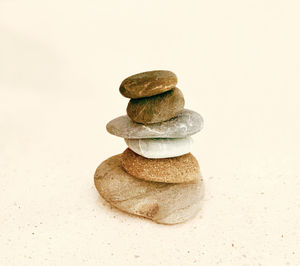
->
left=121, top=148, right=199, bottom=183
left=127, top=87, right=185, bottom=124
left=94, top=154, right=204, bottom=224
left=125, top=137, right=193, bottom=159
left=106, top=109, right=203, bottom=139
left=119, top=70, right=177, bottom=99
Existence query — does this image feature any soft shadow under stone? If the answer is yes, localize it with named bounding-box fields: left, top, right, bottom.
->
left=106, top=109, right=204, bottom=139
left=94, top=154, right=204, bottom=224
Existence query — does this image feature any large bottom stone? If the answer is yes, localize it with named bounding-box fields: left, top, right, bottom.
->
left=94, top=154, right=204, bottom=224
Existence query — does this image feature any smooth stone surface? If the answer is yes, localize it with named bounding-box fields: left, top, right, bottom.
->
left=125, top=137, right=193, bottom=159
left=119, top=70, right=177, bottom=99
left=127, top=87, right=185, bottom=124
left=106, top=109, right=204, bottom=139
left=121, top=148, right=200, bottom=183
left=94, top=154, right=204, bottom=224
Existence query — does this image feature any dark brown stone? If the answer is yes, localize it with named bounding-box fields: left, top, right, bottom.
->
left=126, top=87, right=185, bottom=124
left=119, top=70, right=177, bottom=99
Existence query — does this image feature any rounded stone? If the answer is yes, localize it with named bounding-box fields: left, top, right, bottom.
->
left=121, top=148, right=200, bottom=183
left=125, top=137, right=193, bottom=159
left=94, top=154, right=204, bottom=224
left=126, top=87, right=185, bottom=124
left=106, top=109, right=204, bottom=139
left=119, top=70, right=177, bottom=99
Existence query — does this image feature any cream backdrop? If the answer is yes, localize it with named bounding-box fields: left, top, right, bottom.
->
left=0, top=1, right=299, bottom=265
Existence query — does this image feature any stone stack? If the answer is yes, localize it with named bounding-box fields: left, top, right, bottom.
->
left=94, top=70, right=205, bottom=224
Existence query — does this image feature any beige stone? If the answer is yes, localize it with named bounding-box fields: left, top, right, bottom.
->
left=94, top=154, right=204, bottom=224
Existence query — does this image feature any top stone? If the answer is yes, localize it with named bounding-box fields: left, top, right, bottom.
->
left=119, top=70, right=177, bottom=99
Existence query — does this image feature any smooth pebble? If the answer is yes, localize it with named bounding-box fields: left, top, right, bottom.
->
left=106, top=109, right=203, bottom=139
left=94, top=154, right=204, bottom=224
left=125, top=137, right=193, bottom=159
left=119, top=70, right=177, bottom=99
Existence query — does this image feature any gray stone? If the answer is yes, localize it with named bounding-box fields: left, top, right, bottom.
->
left=94, top=154, right=204, bottom=224
left=106, top=109, right=204, bottom=139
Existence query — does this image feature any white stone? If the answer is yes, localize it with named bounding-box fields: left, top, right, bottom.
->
left=125, top=137, right=193, bottom=159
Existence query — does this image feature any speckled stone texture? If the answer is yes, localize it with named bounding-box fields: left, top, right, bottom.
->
left=106, top=109, right=203, bottom=139
left=119, top=70, right=177, bottom=99
left=94, top=154, right=204, bottom=224
left=127, top=87, right=185, bottom=124
left=125, top=137, right=193, bottom=159
left=121, top=148, right=200, bottom=183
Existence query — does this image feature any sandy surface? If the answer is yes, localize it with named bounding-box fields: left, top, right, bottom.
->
left=1, top=1, right=299, bottom=265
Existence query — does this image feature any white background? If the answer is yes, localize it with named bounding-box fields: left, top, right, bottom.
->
left=1, top=0, right=299, bottom=265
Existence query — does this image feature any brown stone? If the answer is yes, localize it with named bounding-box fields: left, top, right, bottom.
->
left=121, top=148, right=200, bottom=183
left=119, top=70, right=177, bottom=99
left=94, top=154, right=204, bottom=224
left=126, top=87, right=185, bottom=124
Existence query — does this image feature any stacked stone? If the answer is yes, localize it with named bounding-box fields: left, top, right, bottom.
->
left=94, top=70, right=205, bottom=225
